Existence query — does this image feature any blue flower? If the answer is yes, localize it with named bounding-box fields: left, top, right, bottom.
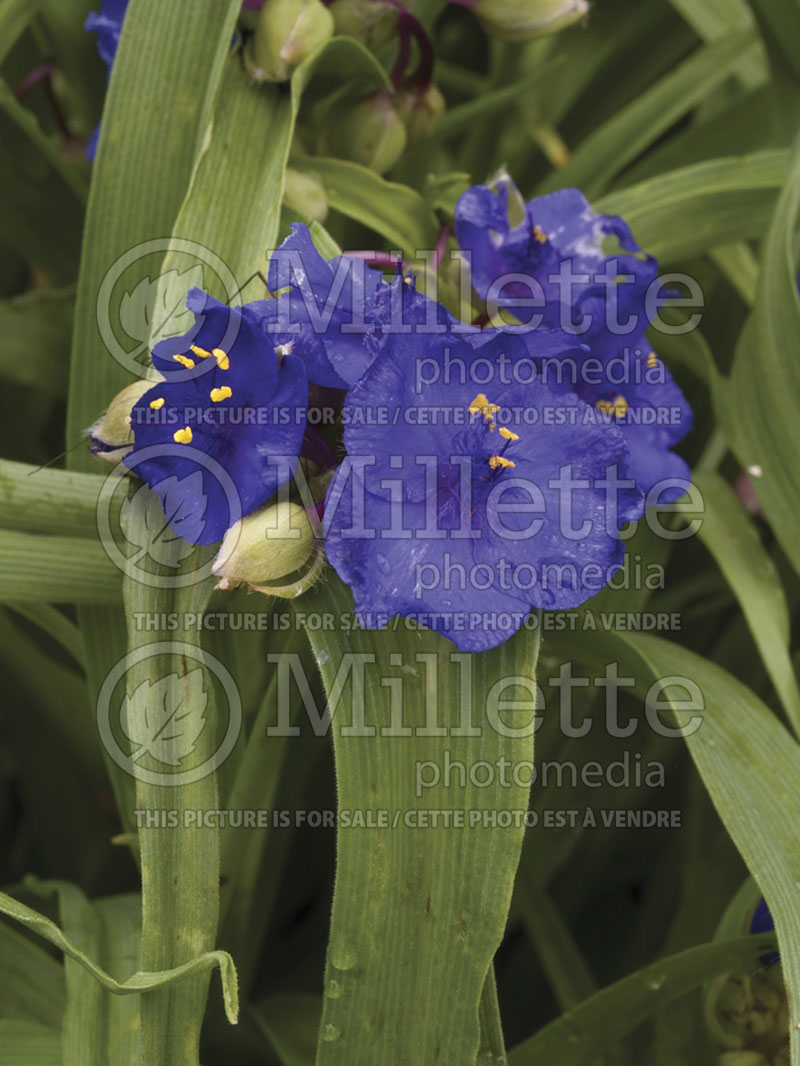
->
left=454, top=179, right=693, bottom=502
left=85, top=0, right=128, bottom=70
left=323, top=326, right=644, bottom=651
left=259, top=223, right=458, bottom=389
left=125, top=289, right=308, bottom=546
left=750, top=897, right=780, bottom=966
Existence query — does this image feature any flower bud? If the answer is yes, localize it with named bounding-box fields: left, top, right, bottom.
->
left=474, top=0, right=589, bottom=40
left=88, top=380, right=153, bottom=463
left=329, top=0, right=398, bottom=50
left=245, top=0, right=334, bottom=83
left=283, top=167, right=329, bottom=223
left=320, top=91, right=407, bottom=174
left=394, top=79, right=445, bottom=145
left=212, top=500, right=316, bottom=589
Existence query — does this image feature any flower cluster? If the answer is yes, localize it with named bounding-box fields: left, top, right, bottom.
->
left=454, top=177, right=693, bottom=501
left=95, top=179, right=693, bottom=651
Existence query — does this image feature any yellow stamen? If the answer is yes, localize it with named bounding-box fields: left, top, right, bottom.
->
left=596, top=395, right=629, bottom=419
left=212, top=347, right=229, bottom=370
left=173, top=354, right=195, bottom=369
left=173, top=426, right=193, bottom=444
left=190, top=344, right=212, bottom=359
left=210, top=386, right=232, bottom=403
left=498, top=427, right=519, bottom=441
left=533, top=225, right=547, bottom=244
left=149, top=397, right=165, bottom=410
left=468, top=393, right=500, bottom=422
left=489, top=455, right=515, bottom=470
left=647, top=350, right=658, bottom=368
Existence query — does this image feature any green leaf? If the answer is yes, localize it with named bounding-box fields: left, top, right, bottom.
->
left=545, top=629, right=800, bottom=1066
left=0, top=0, right=42, bottom=67
left=727, top=134, right=800, bottom=581
left=0, top=1019, right=61, bottom=1066
left=0, top=921, right=66, bottom=1028
left=748, top=0, right=800, bottom=83
left=0, top=290, right=73, bottom=393
left=507, top=934, right=777, bottom=1065
left=63, top=0, right=244, bottom=859
left=37, top=0, right=106, bottom=138
left=292, top=156, right=438, bottom=252
left=539, top=33, right=759, bottom=198
left=621, top=635, right=800, bottom=1066
left=596, top=150, right=789, bottom=262
left=666, top=0, right=766, bottom=88
left=304, top=576, right=539, bottom=1065
left=0, top=882, right=239, bottom=1034
left=693, top=469, right=800, bottom=734
left=0, top=82, right=86, bottom=285
left=0, top=460, right=104, bottom=538
left=65, top=0, right=242, bottom=458
left=0, top=530, right=121, bottom=604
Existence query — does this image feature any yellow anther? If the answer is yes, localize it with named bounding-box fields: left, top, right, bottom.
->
left=596, top=395, right=629, bottom=419
left=212, top=347, right=230, bottom=370
left=173, top=354, right=195, bottom=369
left=498, top=427, right=519, bottom=441
left=489, top=455, right=515, bottom=470
left=210, top=386, right=232, bottom=403
left=173, top=426, right=193, bottom=444
left=190, top=344, right=212, bottom=359
left=647, top=350, right=658, bottom=368
left=149, top=397, right=165, bottom=410
left=468, top=393, right=500, bottom=422
left=533, top=225, right=547, bottom=244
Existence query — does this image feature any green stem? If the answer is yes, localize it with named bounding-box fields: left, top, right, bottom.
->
left=123, top=490, right=229, bottom=1066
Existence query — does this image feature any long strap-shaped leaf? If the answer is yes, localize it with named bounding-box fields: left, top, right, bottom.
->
left=544, top=628, right=800, bottom=1066
left=0, top=885, right=238, bottom=1022
left=727, top=133, right=800, bottom=580
left=507, top=933, right=778, bottom=1065
left=64, top=0, right=243, bottom=836
left=693, top=469, right=800, bottom=736
left=304, top=576, right=539, bottom=1065
left=121, top=36, right=367, bottom=1065
left=596, top=149, right=789, bottom=262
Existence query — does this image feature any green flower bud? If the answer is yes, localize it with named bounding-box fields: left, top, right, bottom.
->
left=283, top=167, right=329, bottom=223
left=475, top=0, right=588, bottom=40
left=212, top=500, right=316, bottom=590
left=394, top=79, right=445, bottom=145
left=320, top=91, right=407, bottom=174
left=329, top=0, right=398, bottom=50
left=705, top=970, right=789, bottom=1059
left=88, top=380, right=153, bottom=463
left=245, top=0, right=334, bottom=83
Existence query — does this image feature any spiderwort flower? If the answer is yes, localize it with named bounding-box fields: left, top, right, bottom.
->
left=323, top=327, right=643, bottom=651
left=124, top=289, right=307, bottom=546
left=454, top=178, right=693, bottom=501
left=261, top=222, right=458, bottom=390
